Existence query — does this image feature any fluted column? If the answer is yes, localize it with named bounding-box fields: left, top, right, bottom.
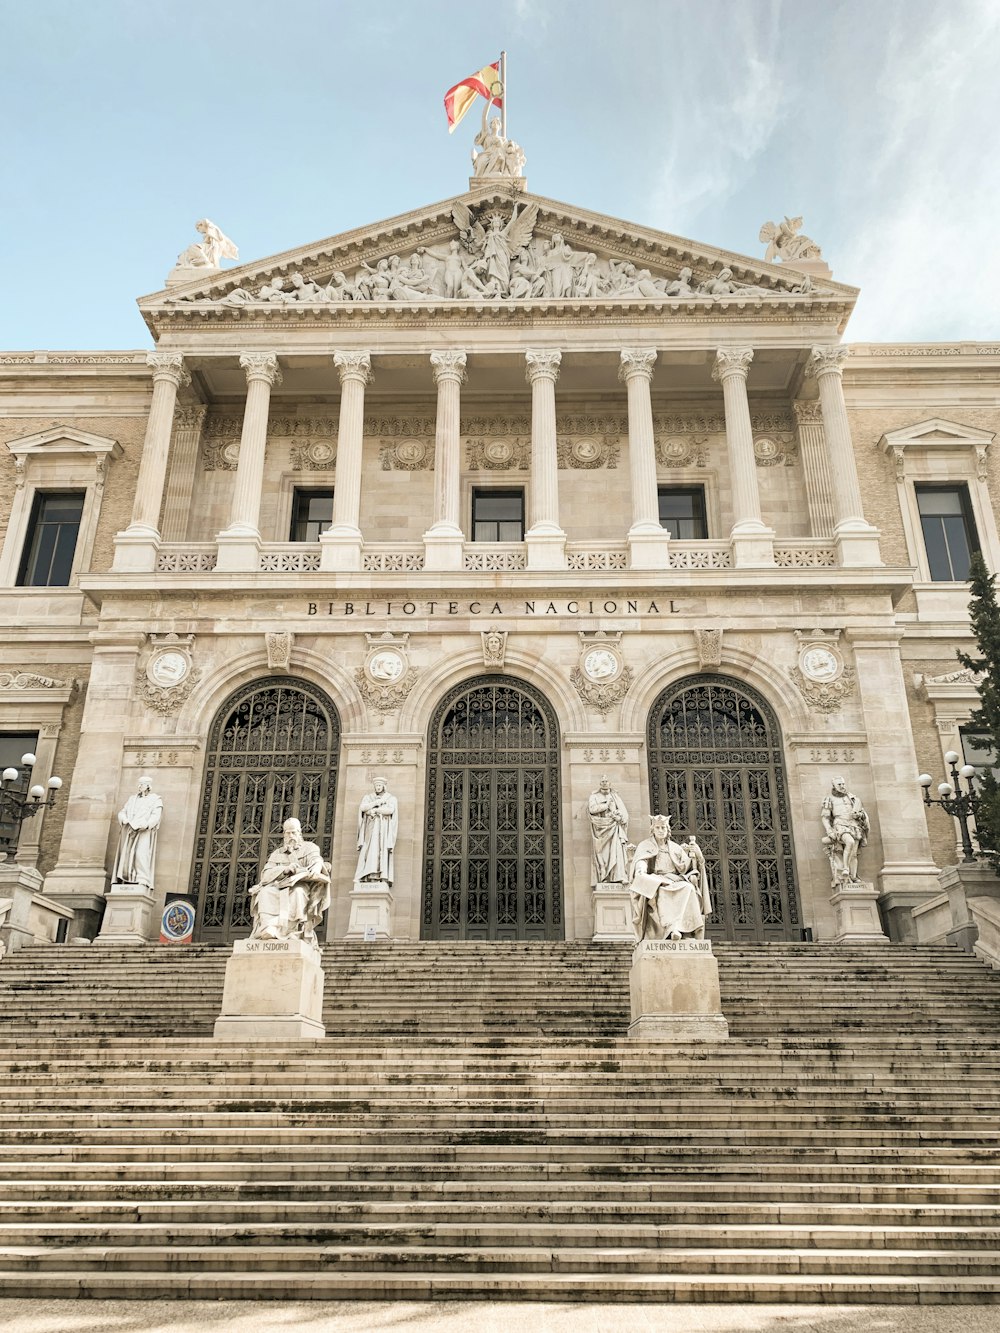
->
left=112, top=352, right=189, bottom=570
left=806, top=346, right=881, bottom=565
left=525, top=349, right=566, bottom=570
left=320, top=351, right=372, bottom=572
left=423, top=350, right=467, bottom=571
left=712, top=347, right=774, bottom=567
left=620, top=348, right=669, bottom=569
left=215, top=353, right=281, bottom=571
left=793, top=399, right=835, bottom=539
left=161, top=403, right=207, bottom=542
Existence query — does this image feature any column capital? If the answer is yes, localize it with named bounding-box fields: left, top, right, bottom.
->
left=525, top=348, right=562, bottom=384
left=239, top=352, right=282, bottom=387
left=146, top=351, right=190, bottom=390
left=174, top=402, right=208, bottom=433
left=619, top=349, right=657, bottom=383
left=430, top=350, right=468, bottom=386
left=712, top=347, right=754, bottom=383
left=793, top=399, right=824, bottom=426
left=806, top=345, right=850, bottom=380
left=334, top=351, right=373, bottom=386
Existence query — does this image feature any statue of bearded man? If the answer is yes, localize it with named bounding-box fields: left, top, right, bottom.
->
left=629, top=813, right=712, bottom=941
left=248, top=818, right=331, bottom=946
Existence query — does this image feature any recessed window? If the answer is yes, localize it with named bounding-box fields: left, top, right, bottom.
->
left=290, top=489, right=334, bottom=542
left=658, top=486, right=707, bottom=539
left=0, top=732, right=37, bottom=855
left=915, top=484, right=980, bottom=581
left=961, top=728, right=1000, bottom=781
left=473, top=488, right=524, bottom=542
left=16, top=491, right=84, bottom=587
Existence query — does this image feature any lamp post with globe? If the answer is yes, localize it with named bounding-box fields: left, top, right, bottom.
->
left=0, top=753, right=62, bottom=860
left=918, top=750, right=980, bottom=865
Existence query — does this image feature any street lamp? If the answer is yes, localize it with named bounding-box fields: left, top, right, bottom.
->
left=918, top=750, right=980, bottom=864
left=0, top=753, right=62, bottom=858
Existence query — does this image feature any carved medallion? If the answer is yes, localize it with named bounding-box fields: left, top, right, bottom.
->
left=138, top=634, right=199, bottom=715
left=754, top=434, right=798, bottom=467
left=357, top=632, right=418, bottom=713
left=557, top=437, right=619, bottom=470
left=380, top=439, right=434, bottom=471
left=572, top=632, right=633, bottom=715
left=466, top=437, right=530, bottom=470
left=291, top=441, right=337, bottom=471
left=656, top=435, right=708, bottom=468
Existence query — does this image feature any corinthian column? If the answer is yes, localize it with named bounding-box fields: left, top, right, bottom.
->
left=216, top=353, right=282, bottom=571
left=112, top=352, right=189, bottom=571
left=620, top=348, right=669, bottom=569
left=320, top=351, right=372, bottom=572
left=806, top=346, right=882, bottom=565
left=423, top=351, right=467, bottom=571
left=712, top=347, right=774, bottom=567
left=525, top=348, right=566, bottom=570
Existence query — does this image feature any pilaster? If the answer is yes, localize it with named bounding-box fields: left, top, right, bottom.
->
left=161, top=402, right=207, bottom=542
left=793, top=399, right=835, bottom=539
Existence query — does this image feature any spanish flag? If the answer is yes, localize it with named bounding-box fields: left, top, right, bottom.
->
left=444, top=60, right=503, bottom=133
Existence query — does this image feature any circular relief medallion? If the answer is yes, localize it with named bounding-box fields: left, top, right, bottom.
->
left=304, top=441, right=336, bottom=467
left=661, top=438, right=690, bottom=464
left=396, top=440, right=428, bottom=467
left=798, top=645, right=841, bottom=682
left=571, top=439, right=602, bottom=465
left=367, top=650, right=405, bottom=682
left=484, top=440, right=514, bottom=466
left=754, top=437, right=780, bottom=462
left=147, top=650, right=190, bottom=688
left=221, top=440, right=241, bottom=469
left=583, top=648, right=621, bottom=682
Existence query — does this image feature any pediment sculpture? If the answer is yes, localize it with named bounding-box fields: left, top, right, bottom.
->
left=188, top=202, right=822, bottom=308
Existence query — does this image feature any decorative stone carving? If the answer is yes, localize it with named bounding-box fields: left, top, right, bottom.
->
left=265, top=632, right=293, bottom=671
left=239, top=352, right=282, bottom=387
left=355, top=778, right=398, bottom=885
left=629, top=812, right=711, bottom=941
left=753, top=434, right=797, bottom=467
left=356, top=632, right=418, bottom=713
left=248, top=818, right=330, bottom=945
left=466, top=437, right=530, bottom=471
left=806, top=346, right=850, bottom=380
left=791, top=663, right=856, bottom=713
left=173, top=219, right=238, bottom=271
left=472, top=116, right=525, bottom=179
left=712, top=347, right=754, bottom=381
left=759, top=216, right=823, bottom=264
left=146, top=351, right=190, bottom=390
left=792, top=400, right=824, bottom=427
left=112, top=776, right=163, bottom=891
left=0, top=672, right=66, bottom=690
left=379, top=439, right=434, bottom=471
left=525, top=348, right=562, bottom=382
left=821, top=777, right=870, bottom=886
left=144, top=634, right=194, bottom=690
left=572, top=632, right=633, bottom=715
left=482, top=627, right=507, bottom=669
left=589, top=776, right=630, bottom=886
left=656, top=435, right=708, bottom=469
left=794, top=629, right=845, bottom=683
left=922, top=667, right=981, bottom=687
left=291, top=441, right=337, bottom=471
left=557, top=437, right=619, bottom=469
left=694, top=628, right=723, bottom=668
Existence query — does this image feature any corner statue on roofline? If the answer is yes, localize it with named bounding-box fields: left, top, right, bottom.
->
left=629, top=813, right=712, bottom=941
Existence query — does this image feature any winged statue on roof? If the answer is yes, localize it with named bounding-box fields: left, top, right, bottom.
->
left=759, top=216, right=823, bottom=264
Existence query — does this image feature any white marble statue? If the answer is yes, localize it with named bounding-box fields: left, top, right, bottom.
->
left=759, top=216, right=823, bottom=264
left=821, top=776, right=870, bottom=885
left=356, top=777, right=398, bottom=885
left=248, top=818, right=331, bottom=945
left=589, top=776, right=630, bottom=886
left=175, top=219, right=239, bottom=270
left=629, top=813, right=711, bottom=941
left=471, top=114, right=525, bottom=178
left=112, top=776, right=163, bottom=891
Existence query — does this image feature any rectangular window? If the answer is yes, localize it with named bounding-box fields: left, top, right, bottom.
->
left=658, top=486, right=708, bottom=539
left=916, top=484, right=979, bottom=581
left=473, top=488, right=525, bottom=542
left=961, top=728, right=1000, bottom=781
left=289, top=489, right=334, bottom=542
left=17, top=491, right=84, bottom=586
left=0, top=732, right=38, bottom=855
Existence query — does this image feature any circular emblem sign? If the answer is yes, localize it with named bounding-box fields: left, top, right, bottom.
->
left=160, top=899, right=196, bottom=944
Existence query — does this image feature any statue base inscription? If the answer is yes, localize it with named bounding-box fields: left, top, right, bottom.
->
left=830, top=878, right=888, bottom=944
left=628, top=938, right=729, bottom=1043
left=96, top=883, right=158, bottom=946
left=213, top=937, right=325, bottom=1042
left=591, top=885, right=635, bottom=942
left=346, top=880, right=393, bottom=939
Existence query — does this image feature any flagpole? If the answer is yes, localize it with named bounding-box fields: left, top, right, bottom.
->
left=500, top=50, right=507, bottom=139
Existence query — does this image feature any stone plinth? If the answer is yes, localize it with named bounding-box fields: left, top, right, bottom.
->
left=628, top=938, right=729, bottom=1042
left=591, top=885, right=634, bottom=941
left=214, top=937, right=325, bottom=1042
left=96, top=883, right=157, bottom=945
left=346, top=880, right=393, bottom=939
left=830, top=879, right=888, bottom=943
left=0, top=863, right=43, bottom=955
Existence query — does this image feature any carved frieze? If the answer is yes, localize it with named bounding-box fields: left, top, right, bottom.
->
left=379, top=439, right=434, bottom=471
left=754, top=433, right=798, bottom=467
left=0, top=672, right=67, bottom=690
left=656, top=435, right=709, bottom=468
left=557, top=437, right=619, bottom=469
left=291, top=441, right=337, bottom=471
left=466, top=437, right=530, bottom=471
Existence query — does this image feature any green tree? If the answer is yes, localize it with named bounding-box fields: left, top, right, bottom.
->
left=957, top=552, right=1000, bottom=872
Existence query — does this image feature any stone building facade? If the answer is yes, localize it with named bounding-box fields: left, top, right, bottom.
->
left=1, top=183, right=997, bottom=953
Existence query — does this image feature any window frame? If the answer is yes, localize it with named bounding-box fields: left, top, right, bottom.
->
left=16, top=490, right=86, bottom=587
left=289, top=487, right=335, bottom=543
left=914, top=482, right=980, bottom=583
left=657, top=485, right=709, bottom=540
left=471, top=486, right=526, bottom=543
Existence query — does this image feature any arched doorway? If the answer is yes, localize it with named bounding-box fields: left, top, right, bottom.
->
left=191, top=677, right=340, bottom=943
left=422, top=675, right=563, bottom=940
left=647, top=674, right=801, bottom=942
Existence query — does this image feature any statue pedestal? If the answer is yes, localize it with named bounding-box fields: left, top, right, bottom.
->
left=831, top=878, right=888, bottom=943
left=214, top=937, right=325, bottom=1042
left=95, top=882, right=157, bottom=945
left=346, top=880, right=393, bottom=939
left=591, top=885, right=634, bottom=941
left=628, top=938, right=729, bottom=1043
left=0, top=863, right=43, bottom=955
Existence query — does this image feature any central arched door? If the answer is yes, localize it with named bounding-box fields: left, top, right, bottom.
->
left=647, top=674, right=801, bottom=942
left=191, top=677, right=340, bottom=943
left=422, top=676, right=563, bottom=940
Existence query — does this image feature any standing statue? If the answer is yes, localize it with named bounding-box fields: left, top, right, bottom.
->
left=629, top=813, right=711, bottom=941
left=589, top=776, right=630, bottom=886
left=112, top=776, right=163, bottom=890
left=821, top=776, right=870, bottom=884
left=248, top=817, right=331, bottom=944
left=471, top=114, right=525, bottom=178
left=450, top=200, right=539, bottom=299
left=758, top=216, right=823, bottom=264
left=356, top=777, right=399, bottom=885
left=174, top=219, right=239, bottom=270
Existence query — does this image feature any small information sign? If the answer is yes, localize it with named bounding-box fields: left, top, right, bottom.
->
left=363, top=925, right=378, bottom=942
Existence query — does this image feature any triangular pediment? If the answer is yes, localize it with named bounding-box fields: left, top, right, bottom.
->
left=139, top=188, right=857, bottom=334
left=6, top=424, right=122, bottom=460
left=878, top=418, right=996, bottom=452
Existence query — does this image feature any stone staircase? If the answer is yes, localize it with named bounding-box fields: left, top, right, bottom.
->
left=1, top=939, right=999, bottom=1302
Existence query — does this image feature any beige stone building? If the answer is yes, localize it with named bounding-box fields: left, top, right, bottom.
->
left=1, top=180, right=997, bottom=955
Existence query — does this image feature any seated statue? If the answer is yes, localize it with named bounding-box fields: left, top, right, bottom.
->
left=629, top=813, right=711, bottom=941
left=248, top=818, right=330, bottom=946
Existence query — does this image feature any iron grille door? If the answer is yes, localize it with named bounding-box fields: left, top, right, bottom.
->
left=647, top=675, right=800, bottom=942
left=191, top=678, right=339, bottom=943
left=423, top=677, right=562, bottom=940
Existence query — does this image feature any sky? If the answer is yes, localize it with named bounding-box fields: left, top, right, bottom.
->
left=3, top=0, right=998, bottom=350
